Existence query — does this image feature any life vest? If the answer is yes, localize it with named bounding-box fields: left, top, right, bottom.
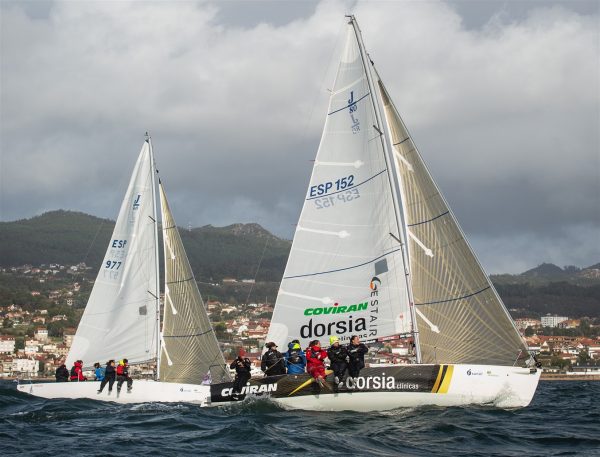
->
left=116, top=364, right=125, bottom=376
left=70, top=366, right=77, bottom=377
left=287, top=350, right=301, bottom=365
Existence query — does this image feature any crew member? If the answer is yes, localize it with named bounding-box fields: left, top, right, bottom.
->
left=230, top=350, right=252, bottom=399
left=306, top=340, right=328, bottom=391
left=116, top=359, right=133, bottom=394
left=55, top=364, right=69, bottom=382
left=327, top=336, right=348, bottom=391
left=94, top=362, right=105, bottom=381
left=261, top=342, right=286, bottom=376
left=347, top=335, right=368, bottom=380
left=69, top=360, right=87, bottom=381
left=284, top=340, right=306, bottom=375
left=97, top=360, right=116, bottom=394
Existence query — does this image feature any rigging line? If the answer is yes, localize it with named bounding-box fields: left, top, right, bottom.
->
left=245, top=236, right=269, bottom=305
left=301, top=21, right=346, bottom=135
left=283, top=248, right=401, bottom=279
left=407, top=211, right=450, bottom=227
left=415, top=286, right=491, bottom=306
left=305, top=169, right=387, bottom=200
left=327, top=92, right=371, bottom=115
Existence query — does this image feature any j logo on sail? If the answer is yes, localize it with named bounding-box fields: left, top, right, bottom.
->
left=348, top=91, right=360, bottom=133
left=132, top=194, right=141, bottom=210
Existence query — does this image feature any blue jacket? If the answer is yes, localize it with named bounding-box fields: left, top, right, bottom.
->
left=284, top=347, right=306, bottom=374
left=95, top=367, right=105, bottom=381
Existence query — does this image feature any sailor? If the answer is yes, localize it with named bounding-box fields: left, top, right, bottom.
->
left=97, top=360, right=116, bottom=394
left=347, top=335, right=368, bottom=381
left=306, top=340, right=328, bottom=391
left=94, top=362, right=105, bottom=381
left=55, top=363, right=69, bottom=382
left=284, top=340, right=306, bottom=375
left=327, top=336, right=348, bottom=392
left=230, top=349, right=252, bottom=399
left=116, top=359, right=133, bottom=394
left=261, top=342, right=286, bottom=376
left=69, top=360, right=87, bottom=381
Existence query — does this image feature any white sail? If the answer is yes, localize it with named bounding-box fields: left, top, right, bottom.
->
left=67, top=140, right=159, bottom=367
left=159, top=181, right=231, bottom=384
left=266, top=26, right=413, bottom=349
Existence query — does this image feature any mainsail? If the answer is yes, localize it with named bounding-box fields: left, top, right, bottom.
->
left=159, top=182, right=231, bottom=383
left=266, top=25, right=413, bottom=349
left=377, top=79, right=529, bottom=366
left=67, top=139, right=160, bottom=367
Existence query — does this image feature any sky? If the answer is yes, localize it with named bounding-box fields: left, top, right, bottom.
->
left=0, top=0, right=598, bottom=274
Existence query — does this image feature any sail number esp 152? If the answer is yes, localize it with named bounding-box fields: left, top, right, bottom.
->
left=309, top=175, right=354, bottom=197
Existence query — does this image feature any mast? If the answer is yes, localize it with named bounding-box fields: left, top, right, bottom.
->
left=347, top=15, right=422, bottom=362
left=147, top=132, right=162, bottom=379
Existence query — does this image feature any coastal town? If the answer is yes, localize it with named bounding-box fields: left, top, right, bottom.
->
left=1, top=263, right=599, bottom=380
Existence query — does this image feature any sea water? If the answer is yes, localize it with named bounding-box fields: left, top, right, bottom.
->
left=1, top=380, right=598, bottom=456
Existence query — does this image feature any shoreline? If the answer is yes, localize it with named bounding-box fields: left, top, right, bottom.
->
left=541, top=373, right=600, bottom=381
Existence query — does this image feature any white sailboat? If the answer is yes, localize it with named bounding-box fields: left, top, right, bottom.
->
left=18, top=135, right=230, bottom=404
left=208, top=16, right=540, bottom=411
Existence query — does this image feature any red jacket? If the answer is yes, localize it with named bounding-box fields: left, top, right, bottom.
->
left=70, top=361, right=87, bottom=381
left=306, top=345, right=328, bottom=372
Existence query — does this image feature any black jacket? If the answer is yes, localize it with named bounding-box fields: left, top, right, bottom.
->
left=261, top=349, right=286, bottom=375
left=347, top=343, right=368, bottom=368
left=105, top=364, right=116, bottom=379
left=230, top=357, right=252, bottom=375
left=327, top=345, right=349, bottom=364
left=55, top=366, right=69, bottom=382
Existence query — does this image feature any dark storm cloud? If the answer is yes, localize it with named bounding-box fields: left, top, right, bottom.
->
left=0, top=0, right=598, bottom=272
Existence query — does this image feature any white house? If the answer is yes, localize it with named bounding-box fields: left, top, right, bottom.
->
left=541, top=315, right=568, bottom=328
left=34, top=327, right=49, bottom=341
left=11, top=359, right=39, bottom=376
left=0, top=337, right=15, bottom=354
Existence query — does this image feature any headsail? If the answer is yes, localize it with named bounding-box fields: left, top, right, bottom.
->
left=159, top=182, right=231, bottom=383
left=266, top=25, right=413, bottom=349
left=67, top=140, right=159, bottom=367
left=377, top=76, right=529, bottom=366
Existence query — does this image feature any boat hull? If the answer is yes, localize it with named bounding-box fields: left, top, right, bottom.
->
left=209, top=364, right=541, bottom=411
left=16, top=379, right=211, bottom=405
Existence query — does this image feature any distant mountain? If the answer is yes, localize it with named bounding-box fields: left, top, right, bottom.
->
left=2, top=210, right=600, bottom=316
left=492, top=262, right=600, bottom=286
left=0, top=210, right=291, bottom=282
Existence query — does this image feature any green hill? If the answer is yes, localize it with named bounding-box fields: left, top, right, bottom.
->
left=1, top=211, right=599, bottom=316
left=491, top=262, right=600, bottom=287
left=0, top=210, right=291, bottom=282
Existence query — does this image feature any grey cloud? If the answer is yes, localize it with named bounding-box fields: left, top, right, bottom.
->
left=0, top=0, right=598, bottom=273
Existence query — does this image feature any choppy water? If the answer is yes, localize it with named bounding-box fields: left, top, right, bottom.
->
left=1, top=380, right=598, bottom=456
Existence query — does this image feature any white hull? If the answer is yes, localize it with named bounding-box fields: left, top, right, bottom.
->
left=18, top=364, right=540, bottom=411
left=209, top=364, right=541, bottom=411
left=17, top=379, right=211, bottom=405
left=271, top=365, right=541, bottom=411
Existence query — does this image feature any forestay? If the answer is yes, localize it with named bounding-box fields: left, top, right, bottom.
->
left=67, top=140, right=159, bottom=367
left=266, top=27, right=412, bottom=349
left=377, top=79, right=529, bottom=366
left=159, top=182, right=231, bottom=384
